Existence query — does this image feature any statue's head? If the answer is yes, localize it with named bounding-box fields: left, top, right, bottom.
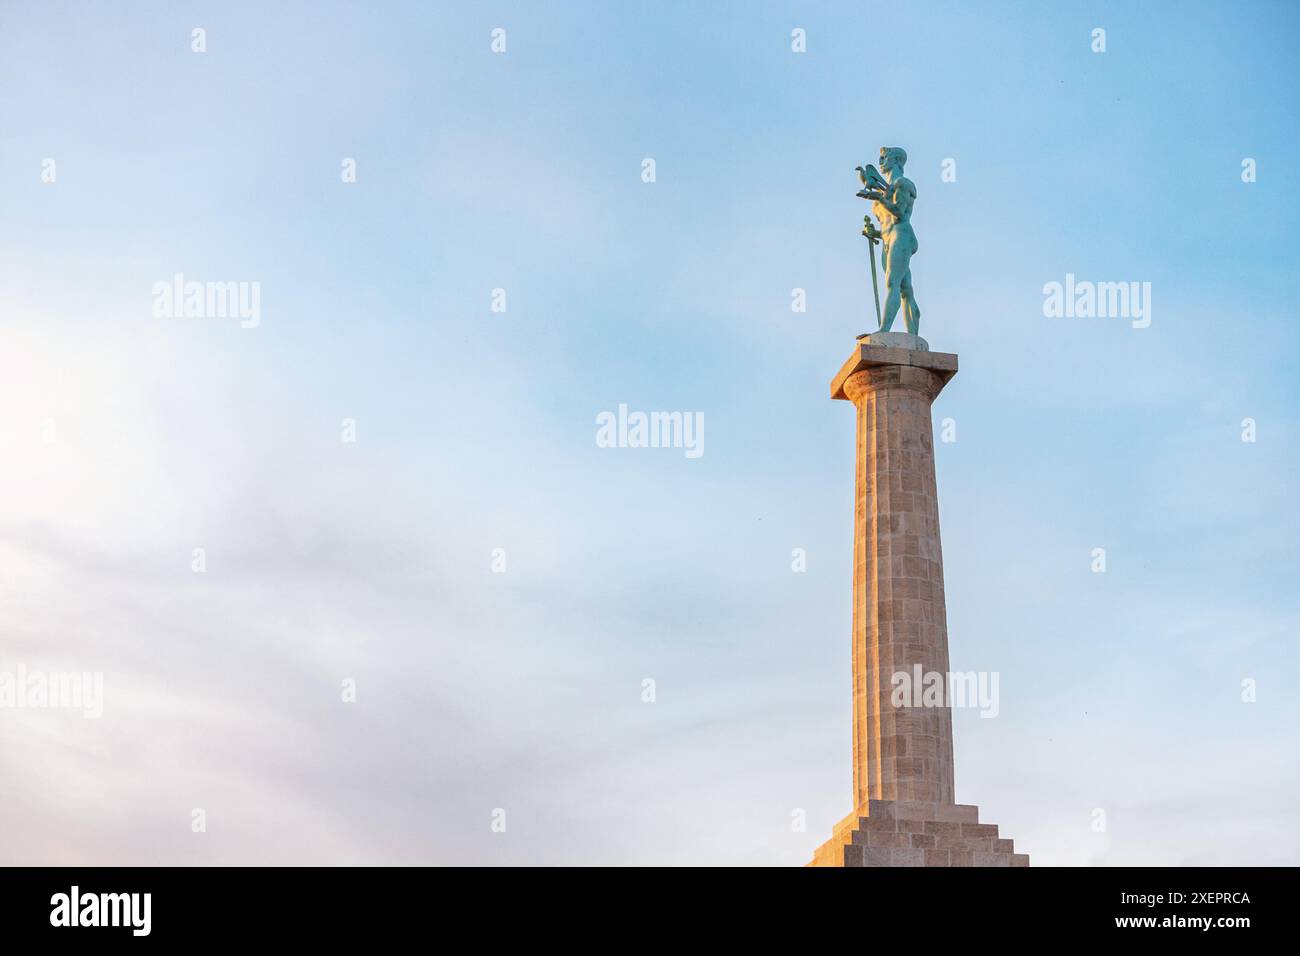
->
left=880, top=146, right=907, bottom=174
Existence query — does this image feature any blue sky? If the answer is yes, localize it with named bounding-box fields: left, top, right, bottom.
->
left=1, top=1, right=1297, bottom=865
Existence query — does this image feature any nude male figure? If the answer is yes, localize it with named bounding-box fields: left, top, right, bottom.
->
left=856, top=146, right=921, bottom=335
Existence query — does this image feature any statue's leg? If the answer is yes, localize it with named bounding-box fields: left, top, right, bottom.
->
left=901, top=269, right=920, bottom=335
left=880, top=241, right=904, bottom=333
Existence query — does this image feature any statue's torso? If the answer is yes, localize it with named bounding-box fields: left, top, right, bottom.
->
left=877, top=177, right=917, bottom=251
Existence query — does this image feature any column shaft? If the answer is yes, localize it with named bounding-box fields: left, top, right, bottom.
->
left=840, top=359, right=955, bottom=807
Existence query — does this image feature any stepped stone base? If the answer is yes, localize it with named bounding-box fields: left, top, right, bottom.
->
left=808, top=799, right=1029, bottom=868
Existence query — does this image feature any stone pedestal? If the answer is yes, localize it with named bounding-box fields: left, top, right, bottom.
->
left=809, top=800, right=1029, bottom=868
left=808, top=340, right=1028, bottom=867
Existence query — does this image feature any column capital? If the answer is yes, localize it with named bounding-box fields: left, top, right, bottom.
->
left=831, top=342, right=958, bottom=402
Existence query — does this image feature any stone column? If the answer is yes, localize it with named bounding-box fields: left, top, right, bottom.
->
left=830, top=335, right=958, bottom=809
left=809, top=335, right=1027, bottom=866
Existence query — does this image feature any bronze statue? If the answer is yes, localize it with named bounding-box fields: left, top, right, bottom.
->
left=856, top=147, right=921, bottom=336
